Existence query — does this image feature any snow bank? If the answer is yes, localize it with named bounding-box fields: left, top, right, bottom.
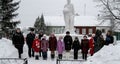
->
left=83, top=43, right=120, bottom=64
left=0, top=38, right=18, bottom=58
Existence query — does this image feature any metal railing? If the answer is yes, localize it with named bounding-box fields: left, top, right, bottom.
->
left=56, top=59, right=84, bottom=64
left=0, top=58, right=28, bottom=64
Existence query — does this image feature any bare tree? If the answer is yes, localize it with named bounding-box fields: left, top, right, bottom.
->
left=94, top=0, right=120, bottom=31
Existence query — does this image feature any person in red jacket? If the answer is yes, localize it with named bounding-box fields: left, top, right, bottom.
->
left=32, top=35, right=41, bottom=60
left=88, top=34, right=94, bottom=56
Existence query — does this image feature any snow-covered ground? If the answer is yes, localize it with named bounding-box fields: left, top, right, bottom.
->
left=0, top=38, right=120, bottom=64
left=84, top=43, right=120, bottom=64
left=0, top=38, right=18, bottom=58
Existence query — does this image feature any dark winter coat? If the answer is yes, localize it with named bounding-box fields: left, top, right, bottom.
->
left=12, top=32, right=24, bottom=49
left=105, top=35, right=114, bottom=45
left=63, top=35, right=73, bottom=51
left=49, top=36, right=57, bottom=51
left=81, top=39, right=89, bottom=54
left=26, top=33, right=35, bottom=47
left=72, top=40, right=81, bottom=51
left=32, top=39, right=41, bottom=52
left=39, top=33, right=43, bottom=40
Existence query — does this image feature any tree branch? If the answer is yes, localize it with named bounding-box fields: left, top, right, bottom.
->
left=100, top=0, right=120, bottom=20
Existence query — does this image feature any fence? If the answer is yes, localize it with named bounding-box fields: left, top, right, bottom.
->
left=0, top=58, right=28, bottom=64
left=56, top=59, right=84, bottom=64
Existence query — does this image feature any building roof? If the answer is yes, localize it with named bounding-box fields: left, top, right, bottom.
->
left=44, top=16, right=99, bottom=26
left=96, top=20, right=111, bottom=27
left=17, top=16, right=111, bottom=30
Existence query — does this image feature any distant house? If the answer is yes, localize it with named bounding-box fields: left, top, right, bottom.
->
left=44, top=16, right=110, bottom=35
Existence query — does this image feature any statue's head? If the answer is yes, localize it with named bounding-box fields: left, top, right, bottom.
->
left=67, top=0, right=71, bottom=4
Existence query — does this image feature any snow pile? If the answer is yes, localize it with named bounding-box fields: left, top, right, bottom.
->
left=0, top=38, right=18, bottom=58
left=84, top=43, right=120, bottom=64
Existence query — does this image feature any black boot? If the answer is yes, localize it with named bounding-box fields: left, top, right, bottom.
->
left=35, top=55, right=39, bottom=60
left=59, top=54, right=62, bottom=59
left=51, top=54, right=55, bottom=59
left=39, top=51, right=41, bottom=57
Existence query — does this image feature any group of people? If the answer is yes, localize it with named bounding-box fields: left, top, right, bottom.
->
left=12, top=28, right=114, bottom=61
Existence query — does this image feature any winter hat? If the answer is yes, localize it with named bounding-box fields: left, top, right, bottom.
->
left=30, top=28, right=34, bottom=31
left=59, top=36, right=63, bottom=40
left=41, top=34, right=47, bottom=40
left=66, top=31, right=70, bottom=34
left=35, top=34, right=39, bottom=38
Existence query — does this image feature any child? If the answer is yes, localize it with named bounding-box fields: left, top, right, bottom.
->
left=57, top=36, right=65, bottom=59
left=72, top=37, right=81, bottom=59
left=88, top=34, right=94, bottom=56
left=41, top=35, right=49, bottom=60
left=32, top=35, right=41, bottom=60
left=81, top=35, right=89, bottom=60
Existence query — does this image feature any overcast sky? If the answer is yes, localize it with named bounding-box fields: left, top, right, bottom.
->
left=16, top=0, right=99, bottom=27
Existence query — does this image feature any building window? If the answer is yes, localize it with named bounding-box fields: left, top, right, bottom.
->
left=82, top=28, right=86, bottom=34
left=89, top=28, right=93, bottom=34
left=76, top=28, right=79, bottom=34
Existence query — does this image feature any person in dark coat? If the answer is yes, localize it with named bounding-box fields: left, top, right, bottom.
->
left=105, top=30, right=114, bottom=45
left=12, top=28, right=24, bottom=58
left=94, top=29, right=103, bottom=53
left=38, top=32, right=44, bottom=40
left=49, top=33, right=57, bottom=59
left=72, top=37, right=81, bottom=59
left=63, top=31, right=73, bottom=52
left=38, top=32, right=44, bottom=57
left=99, top=35, right=105, bottom=48
left=26, top=28, right=35, bottom=58
left=81, top=35, right=89, bottom=60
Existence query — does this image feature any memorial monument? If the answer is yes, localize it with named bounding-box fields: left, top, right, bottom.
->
left=55, top=0, right=82, bottom=40
left=63, top=0, right=75, bottom=34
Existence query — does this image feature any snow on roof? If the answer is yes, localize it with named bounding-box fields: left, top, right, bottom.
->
left=96, top=20, right=111, bottom=27
left=44, top=16, right=99, bottom=26
left=44, top=16, right=65, bottom=26
left=18, top=15, right=111, bottom=30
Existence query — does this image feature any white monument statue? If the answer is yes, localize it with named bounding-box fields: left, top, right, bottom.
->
left=63, top=0, right=75, bottom=34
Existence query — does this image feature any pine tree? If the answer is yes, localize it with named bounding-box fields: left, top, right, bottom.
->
left=1, top=0, right=20, bottom=33
left=0, top=0, right=2, bottom=26
left=34, top=14, right=46, bottom=34
left=39, top=14, right=46, bottom=33
left=34, top=16, right=40, bottom=33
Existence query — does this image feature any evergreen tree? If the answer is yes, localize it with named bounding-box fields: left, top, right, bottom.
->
left=0, top=0, right=2, bottom=26
left=34, top=14, right=46, bottom=33
left=1, top=0, right=20, bottom=34
left=39, top=14, right=46, bottom=33
left=34, top=16, right=40, bottom=33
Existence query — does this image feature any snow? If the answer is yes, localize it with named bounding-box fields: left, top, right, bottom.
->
left=0, top=38, right=18, bottom=58
left=0, top=38, right=120, bottom=64
left=97, top=20, right=111, bottom=27
left=18, top=16, right=99, bottom=29
left=44, top=16, right=98, bottom=26
left=83, top=43, right=120, bottom=64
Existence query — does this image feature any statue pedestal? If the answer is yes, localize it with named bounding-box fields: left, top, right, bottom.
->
left=64, top=28, right=75, bottom=34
